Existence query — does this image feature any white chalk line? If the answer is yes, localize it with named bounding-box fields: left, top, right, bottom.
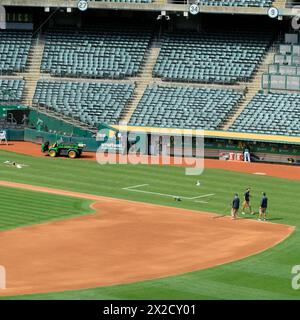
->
left=124, top=184, right=149, bottom=189
left=194, top=200, right=209, bottom=204
left=122, top=184, right=214, bottom=202
left=189, top=193, right=215, bottom=200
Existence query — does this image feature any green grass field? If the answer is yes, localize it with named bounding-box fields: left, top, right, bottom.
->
left=0, top=186, right=93, bottom=231
left=0, top=149, right=299, bottom=300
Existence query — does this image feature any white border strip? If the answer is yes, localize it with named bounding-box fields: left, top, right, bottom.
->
left=122, top=184, right=214, bottom=202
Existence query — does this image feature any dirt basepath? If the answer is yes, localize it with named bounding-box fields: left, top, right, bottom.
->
left=1, top=141, right=300, bottom=181
left=0, top=181, right=294, bottom=297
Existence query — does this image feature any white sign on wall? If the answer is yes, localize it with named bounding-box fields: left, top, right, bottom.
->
left=267, top=7, right=279, bottom=19
left=77, top=0, right=88, bottom=12
left=189, top=4, right=200, bottom=15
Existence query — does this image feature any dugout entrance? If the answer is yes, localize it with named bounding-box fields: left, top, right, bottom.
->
left=112, top=125, right=300, bottom=165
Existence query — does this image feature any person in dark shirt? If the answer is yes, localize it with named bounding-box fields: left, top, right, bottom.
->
left=258, top=192, right=268, bottom=221
left=231, top=193, right=240, bottom=220
left=242, top=188, right=254, bottom=215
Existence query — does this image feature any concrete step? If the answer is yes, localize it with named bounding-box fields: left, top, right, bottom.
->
left=30, top=105, right=96, bottom=133
left=119, top=37, right=163, bottom=123
left=21, top=34, right=46, bottom=105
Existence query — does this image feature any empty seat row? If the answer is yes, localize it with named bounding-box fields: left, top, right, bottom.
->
left=0, top=30, right=32, bottom=74
left=153, top=31, right=273, bottom=84
left=32, top=80, right=135, bottom=127
left=0, top=79, right=25, bottom=102
left=198, top=0, right=273, bottom=7
left=41, top=27, right=152, bottom=79
left=129, top=84, right=244, bottom=130
left=95, top=0, right=152, bottom=2
left=229, top=92, right=300, bottom=136
left=263, top=33, right=300, bottom=92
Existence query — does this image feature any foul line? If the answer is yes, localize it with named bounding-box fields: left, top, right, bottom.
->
left=122, top=184, right=214, bottom=202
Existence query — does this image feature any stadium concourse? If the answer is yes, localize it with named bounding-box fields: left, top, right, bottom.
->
left=1, top=141, right=300, bottom=181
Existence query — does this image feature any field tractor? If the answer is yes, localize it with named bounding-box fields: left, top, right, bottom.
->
left=41, top=141, right=86, bottom=158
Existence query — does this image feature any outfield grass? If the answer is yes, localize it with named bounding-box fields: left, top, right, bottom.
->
left=0, top=150, right=299, bottom=300
left=0, top=186, right=93, bottom=231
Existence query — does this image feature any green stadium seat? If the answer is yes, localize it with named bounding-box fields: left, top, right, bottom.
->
left=153, top=30, right=273, bottom=84
left=229, top=92, right=300, bottom=136
left=129, top=84, right=243, bottom=130
left=33, top=80, right=135, bottom=127
left=0, top=30, right=32, bottom=74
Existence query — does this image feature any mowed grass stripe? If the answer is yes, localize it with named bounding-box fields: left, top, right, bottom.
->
left=0, top=185, right=91, bottom=208
left=0, top=199, right=89, bottom=219
left=0, top=195, right=88, bottom=212
left=0, top=185, right=93, bottom=231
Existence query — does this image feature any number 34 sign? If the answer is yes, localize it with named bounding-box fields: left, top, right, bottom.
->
left=189, top=4, right=200, bottom=15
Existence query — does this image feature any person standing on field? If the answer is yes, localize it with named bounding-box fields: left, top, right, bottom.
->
left=242, top=188, right=254, bottom=215
left=258, top=192, right=268, bottom=221
left=243, top=144, right=251, bottom=162
left=231, top=194, right=240, bottom=220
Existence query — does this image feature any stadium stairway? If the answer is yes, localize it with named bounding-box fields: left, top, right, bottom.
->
left=21, top=32, right=45, bottom=107
left=119, top=36, right=161, bottom=124
left=19, top=33, right=96, bottom=133
left=29, top=102, right=96, bottom=133
left=118, top=33, right=248, bottom=126
left=221, top=44, right=277, bottom=130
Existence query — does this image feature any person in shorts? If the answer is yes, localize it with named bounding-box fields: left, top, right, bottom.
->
left=242, top=188, right=254, bottom=215
left=231, top=193, right=240, bottom=220
left=258, top=192, right=268, bottom=221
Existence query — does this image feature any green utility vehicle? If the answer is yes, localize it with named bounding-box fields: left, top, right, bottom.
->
left=41, top=141, right=86, bottom=158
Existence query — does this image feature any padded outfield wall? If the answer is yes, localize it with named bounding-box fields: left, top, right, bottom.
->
left=28, top=110, right=94, bottom=138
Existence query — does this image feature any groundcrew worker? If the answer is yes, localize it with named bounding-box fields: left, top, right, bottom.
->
left=231, top=193, right=240, bottom=220
left=258, top=192, right=268, bottom=221
left=242, top=188, right=254, bottom=215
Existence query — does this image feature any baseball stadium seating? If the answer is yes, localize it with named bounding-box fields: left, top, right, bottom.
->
left=95, top=0, right=152, bottom=2
left=0, top=30, right=32, bottom=74
left=229, top=91, right=300, bottom=136
left=129, top=84, right=244, bottom=129
left=41, top=27, right=152, bottom=79
left=198, top=0, right=273, bottom=7
left=153, top=31, right=273, bottom=84
left=0, top=79, right=25, bottom=103
left=32, top=80, right=135, bottom=126
left=263, top=33, right=300, bottom=91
